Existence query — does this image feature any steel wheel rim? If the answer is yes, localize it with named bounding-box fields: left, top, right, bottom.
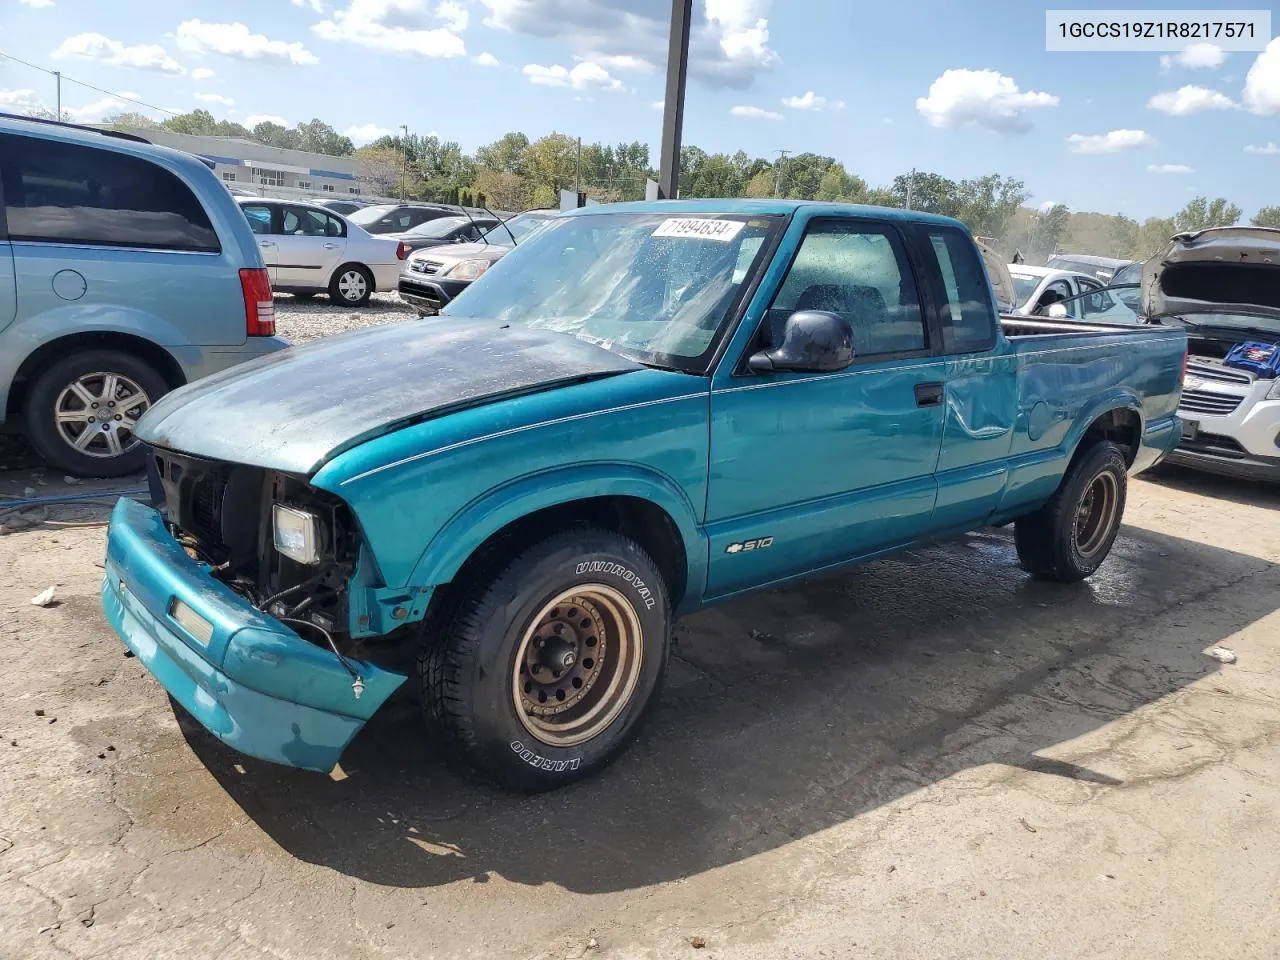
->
left=338, top=270, right=367, bottom=301
left=1074, top=471, right=1119, bottom=558
left=511, top=583, right=644, bottom=748
left=54, top=372, right=150, bottom=459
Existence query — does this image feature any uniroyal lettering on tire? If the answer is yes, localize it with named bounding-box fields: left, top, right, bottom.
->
left=574, top=560, right=656, bottom=609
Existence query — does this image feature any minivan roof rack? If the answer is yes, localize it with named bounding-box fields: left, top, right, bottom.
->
left=0, top=112, right=152, bottom=144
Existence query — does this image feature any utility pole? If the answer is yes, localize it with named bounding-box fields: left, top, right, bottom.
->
left=576, top=137, right=582, bottom=195
left=53, top=71, right=61, bottom=120
left=773, top=149, right=790, bottom=197
left=399, top=124, right=408, bottom=201
left=657, top=0, right=692, bottom=199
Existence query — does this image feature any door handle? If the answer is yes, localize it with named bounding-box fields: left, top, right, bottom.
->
left=323, top=242, right=339, bottom=249
left=259, top=240, right=276, bottom=247
left=914, top=382, right=944, bottom=407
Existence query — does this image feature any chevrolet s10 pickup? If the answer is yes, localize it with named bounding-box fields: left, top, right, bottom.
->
left=101, top=200, right=1188, bottom=791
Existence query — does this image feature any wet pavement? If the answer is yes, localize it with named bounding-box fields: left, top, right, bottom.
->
left=1, top=466, right=1278, bottom=959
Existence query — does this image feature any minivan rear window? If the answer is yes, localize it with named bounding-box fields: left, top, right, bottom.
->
left=0, top=133, right=220, bottom=252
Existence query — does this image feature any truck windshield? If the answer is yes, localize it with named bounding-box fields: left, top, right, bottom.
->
left=443, top=212, right=782, bottom=371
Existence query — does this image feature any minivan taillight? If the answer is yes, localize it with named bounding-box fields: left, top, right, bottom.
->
left=396, top=241, right=408, bottom=261
left=240, top=268, right=276, bottom=337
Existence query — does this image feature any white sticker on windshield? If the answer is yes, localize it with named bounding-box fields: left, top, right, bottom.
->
left=651, top=218, right=746, bottom=242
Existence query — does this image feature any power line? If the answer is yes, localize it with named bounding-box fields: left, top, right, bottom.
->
left=0, top=50, right=181, bottom=118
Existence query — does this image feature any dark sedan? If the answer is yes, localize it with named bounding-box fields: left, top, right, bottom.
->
left=389, top=214, right=500, bottom=255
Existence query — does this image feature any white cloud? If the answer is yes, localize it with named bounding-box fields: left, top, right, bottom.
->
left=651, top=99, right=664, bottom=110
left=1147, top=85, right=1235, bottom=115
left=478, top=0, right=776, bottom=89
left=195, top=92, right=235, bottom=106
left=292, top=0, right=325, bottom=10
left=521, top=61, right=621, bottom=90
left=63, top=97, right=128, bottom=121
left=1037, top=200, right=1057, bottom=213
left=344, top=122, right=392, bottom=144
left=19, top=0, right=55, bottom=8
left=473, top=51, right=500, bottom=67
left=0, top=89, right=43, bottom=112
left=1159, top=43, right=1227, bottom=72
left=53, top=33, right=185, bottom=74
left=916, top=68, right=1058, bottom=132
left=1245, top=142, right=1280, bottom=155
left=1066, top=129, right=1154, bottom=154
left=176, top=20, right=318, bottom=65
left=730, top=104, right=783, bottom=120
left=585, top=53, right=654, bottom=72
left=782, top=90, right=844, bottom=111
left=312, top=1, right=466, bottom=57
left=245, top=114, right=289, bottom=127
left=1244, top=37, right=1280, bottom=114
left=191, top=67, right=216, bottom=80
left=1147, top=163, right=1194, bottom=173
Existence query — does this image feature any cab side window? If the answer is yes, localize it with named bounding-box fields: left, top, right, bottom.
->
left=925, top=227, right=996, bottom=353
left=767, top=221, right=925, bottom=358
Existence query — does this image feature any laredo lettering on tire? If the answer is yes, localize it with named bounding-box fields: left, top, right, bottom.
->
left=418, top=528, right=671, bottom=792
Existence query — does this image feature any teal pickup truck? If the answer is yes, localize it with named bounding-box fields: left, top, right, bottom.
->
left=101, top=200, right=1187, bottom=791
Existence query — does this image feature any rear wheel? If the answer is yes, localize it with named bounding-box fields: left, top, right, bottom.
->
left=418, top=528, right=671, bottom=792
left=328, top=264, right=373, bottom=307
left=23, top=350, right=168, bottom=477
left=1015, top=441, right=1127, bottom=582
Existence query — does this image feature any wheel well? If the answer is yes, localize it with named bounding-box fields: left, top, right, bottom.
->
left=1076, top=408, right=1141, bottom=468
left=6, top=332, right=186, bottom=421
left=447, top=496, right=689, bottom=608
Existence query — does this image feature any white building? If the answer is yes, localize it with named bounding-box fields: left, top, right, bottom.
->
left=104, top=127, right=381, bottom=201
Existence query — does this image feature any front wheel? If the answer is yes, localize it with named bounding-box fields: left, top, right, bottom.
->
left=1015, top=440, right=1128, bottom=582
left=328, top=264, right=373, bottom=307
left=418, top=529, right=671, bottom=791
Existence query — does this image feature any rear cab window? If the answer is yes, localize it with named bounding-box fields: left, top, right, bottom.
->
left=0, top=133, right=220, bottom=253
left=922, top=227, right=997, bottom=354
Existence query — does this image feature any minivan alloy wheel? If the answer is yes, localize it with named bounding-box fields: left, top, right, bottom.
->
left=54, top=372, right=151, bottom=459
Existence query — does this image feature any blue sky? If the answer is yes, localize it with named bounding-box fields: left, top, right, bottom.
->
left=3, top=0, right=1279, bottom=220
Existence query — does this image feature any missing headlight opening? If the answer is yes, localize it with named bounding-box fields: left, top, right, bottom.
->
left=149, top=446, right=366, bottom=663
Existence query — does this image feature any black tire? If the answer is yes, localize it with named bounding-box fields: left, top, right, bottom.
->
left=1015, top=441, right=1128, bottom=582
left=418, top=528, right=671, bottom=792
left=23, top=349, right=169, bottom=478
left=328, top=263, right=373, bottom=307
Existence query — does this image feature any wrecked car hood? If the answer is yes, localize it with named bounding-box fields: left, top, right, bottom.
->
left=136, top=318, right=642, bottom=475
left=1144, top=226, right=1280, bottom=323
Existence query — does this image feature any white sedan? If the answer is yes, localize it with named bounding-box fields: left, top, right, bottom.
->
left=1007, top=265, right=1105, bottom=316
left=237, top=198, right=406, bottom=307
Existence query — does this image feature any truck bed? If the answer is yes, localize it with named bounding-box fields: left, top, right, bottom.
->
left=999, top=315, right=1151, bottom=337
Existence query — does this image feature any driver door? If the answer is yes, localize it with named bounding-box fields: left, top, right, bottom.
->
left=704, top=218, right=947, bottom=597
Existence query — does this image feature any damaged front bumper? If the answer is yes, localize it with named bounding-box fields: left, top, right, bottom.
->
left=100, top=497, right=407, bottom=772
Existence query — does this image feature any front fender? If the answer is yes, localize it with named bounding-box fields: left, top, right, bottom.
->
left=410, top=462, right=707, bottom=607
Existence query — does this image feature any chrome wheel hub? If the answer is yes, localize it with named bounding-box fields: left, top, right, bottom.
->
left=338, top=270, right=367, bottom=301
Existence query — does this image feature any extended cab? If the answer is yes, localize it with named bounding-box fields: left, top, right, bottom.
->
left=100, top=201, right=1187, bottom=791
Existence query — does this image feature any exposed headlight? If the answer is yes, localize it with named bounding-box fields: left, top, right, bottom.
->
left=443, top=259, right=491, bottom=281
left=273, top=504, right=322, bottom=565
left=1267, top=379, right=1280, bottom=400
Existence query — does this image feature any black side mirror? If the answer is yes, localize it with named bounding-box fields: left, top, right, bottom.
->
left=747, top=310, right=855, bottom=373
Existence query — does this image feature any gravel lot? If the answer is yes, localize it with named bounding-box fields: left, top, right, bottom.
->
left=274, top=291, right=418, bottom=344
left=3, top=302, right=1280, bottom=959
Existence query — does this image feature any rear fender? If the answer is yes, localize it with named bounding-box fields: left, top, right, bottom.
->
left=1065, top=390, right=1144, bottom=465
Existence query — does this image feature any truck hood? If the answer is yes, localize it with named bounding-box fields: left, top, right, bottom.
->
left=1144, top=226, right=1280, bottom=323
left=136, top=318, right=642, bottom=475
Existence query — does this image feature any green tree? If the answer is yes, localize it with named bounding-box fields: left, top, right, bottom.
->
left=354, top=146, right=407, bottom=196
left=953, top=174, right=1029, bottom=239
left=744, top=168, right=775, bottom=198
left=525, top=133, right=579, bottom=195
left=1134, top=216, right=1176, bottom=258
left=293, top=118, right=354, bottom=156
left=105, top=111, right=161, bottom=131
left=476, top=131, right=531, bottom=175
left=890, top=171, right=960, bottom=216
left=778, top=153, right=836, bottom=200
left=1029, top=204, right=1070, bottom=260
left=1251, top=206, right=1280, bottom=228
left=1174, top=196, right=1242, bottom=232
left=251, top=121, right=300, bottom=151
left=161, top=109, right=249, bottom=138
